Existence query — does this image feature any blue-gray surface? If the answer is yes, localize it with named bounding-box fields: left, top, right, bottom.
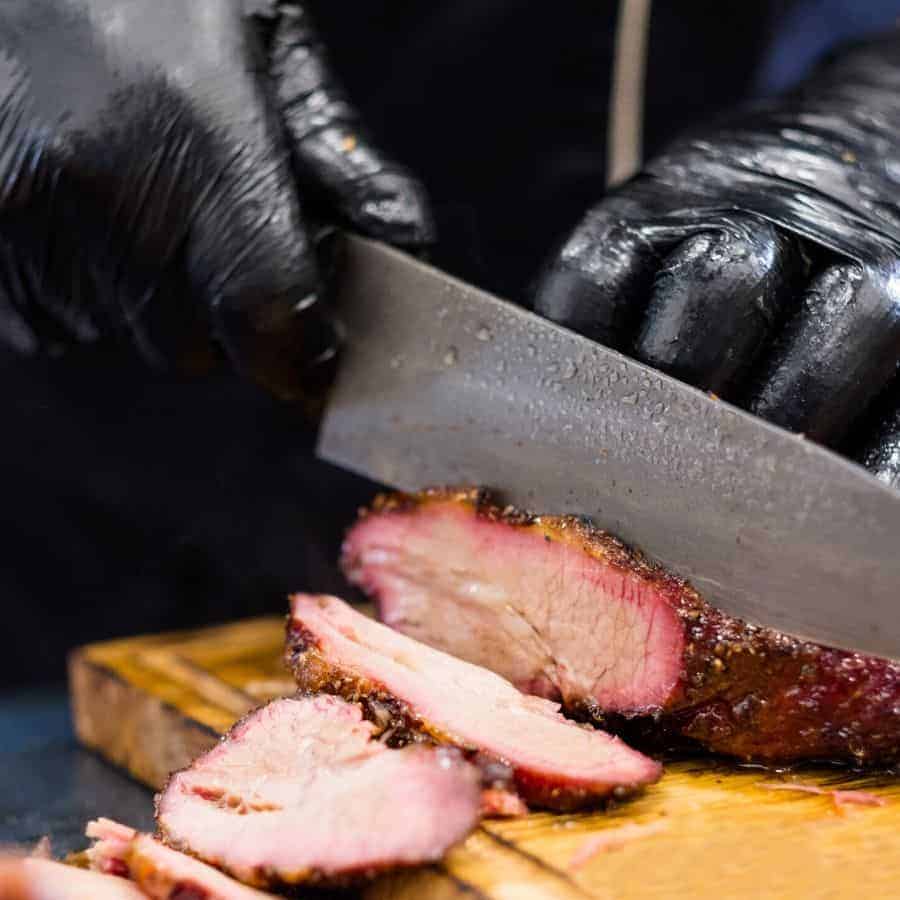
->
left=0, top=686, right=154, bottom=856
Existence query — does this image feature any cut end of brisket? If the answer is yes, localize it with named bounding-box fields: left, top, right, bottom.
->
left=287, top=593, right=662, bottom=811
left=343, top=487, right=687, bottom=713
left=342, top=488, right=900, bottom=765
left=155, top=695, right=481, bottom=887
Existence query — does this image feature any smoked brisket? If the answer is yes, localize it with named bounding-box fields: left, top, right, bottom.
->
left=287, top=593, right=661, bottom=811
left=342, top=487, right=900, bottom=764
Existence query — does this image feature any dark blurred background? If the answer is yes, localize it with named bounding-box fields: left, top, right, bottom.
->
left=2, top=0, right=898, bottom=690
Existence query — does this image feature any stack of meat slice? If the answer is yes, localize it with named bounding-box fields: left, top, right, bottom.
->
left=144, top=593, right=661, bottom=892
left=1, top=696, right=485, bottom=897
left=3, top=579, right=666, bottom=897
left=342, top=487, right=900, bottom=765
left=0, top=818, right=291, bottom=899
left=86, top=818, right=278, bottom=898
left=286, top=593, right=661, bottom=811
left=0, top=856, right=149, bottom=900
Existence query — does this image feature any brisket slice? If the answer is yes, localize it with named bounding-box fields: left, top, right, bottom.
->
left=0, top=857, right=149, bottom=900
left=87, top=819, right=275, bottom=899
left=342, top=487, right=900, bottom=765
left=155, top=695, right=480, bottom=888
left=286, top=593, right=661, bottom=811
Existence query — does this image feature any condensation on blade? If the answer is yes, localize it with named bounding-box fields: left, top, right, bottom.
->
left=317, top=234, right=900, bottom=661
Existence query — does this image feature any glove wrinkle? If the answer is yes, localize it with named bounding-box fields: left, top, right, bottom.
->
left=637, top=216, right=799, bottom=397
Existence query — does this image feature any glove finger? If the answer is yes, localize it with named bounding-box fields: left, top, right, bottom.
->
left=532, top=199, right=670, bottom=349
left=263, top=2, right=434, bottom=248
left=747, top=261, right=900, bottom=445
left=635, top=216, right=803, bottom=397
left=192, top=181, right=339, bottom=401
left=851, top=382, right=900, bottom=488
left=167, top=25, right=339, bottom=400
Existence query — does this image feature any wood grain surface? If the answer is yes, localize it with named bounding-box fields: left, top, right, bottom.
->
left=70, top=617, right=900, bottom=899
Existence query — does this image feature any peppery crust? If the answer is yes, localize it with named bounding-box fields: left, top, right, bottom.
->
left=349, top=488, right=900, bottom=765
left=285, top=617, right=440, bottom=750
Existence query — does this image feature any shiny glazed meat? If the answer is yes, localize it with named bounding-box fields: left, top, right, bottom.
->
left=343, top=488, right=900, bottom=765
left=156, top=695, right=481, bottom=888
left=287, top=593, right=661, bottom=811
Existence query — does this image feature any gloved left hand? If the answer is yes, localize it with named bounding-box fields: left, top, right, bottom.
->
left=0, top=0, right=433, bottom=398
left=533, top=30, right=900, bottom=475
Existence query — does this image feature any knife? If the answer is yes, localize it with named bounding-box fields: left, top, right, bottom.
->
left=317, top=233, right=900, bottom=660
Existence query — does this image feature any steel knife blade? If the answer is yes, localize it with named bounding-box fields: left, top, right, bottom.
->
left=317, top=234, right=900, bottom=659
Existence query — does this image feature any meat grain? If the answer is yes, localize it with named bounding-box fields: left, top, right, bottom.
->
left=342, top=487, right=900, bottom=764
left=287, top=593, right=661, bottom=810
left=155, top=695, right=481, bottom=888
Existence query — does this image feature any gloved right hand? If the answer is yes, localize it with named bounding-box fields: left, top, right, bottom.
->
left=0, top=0, right=433, bottom=397
left=533, top=31, right=900, bottom=480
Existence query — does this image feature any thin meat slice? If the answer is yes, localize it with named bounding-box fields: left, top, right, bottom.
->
left=342, top=487, right=900, bottom=764
left=286, top=594, right=661, bottom=811
left=0, top=857, right=149, bottom=900
left=86, top=819, right=275, bottom=899
left=156, top=695, right=481, bottom=888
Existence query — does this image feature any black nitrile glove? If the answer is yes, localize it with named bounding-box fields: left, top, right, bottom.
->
left=0, top=0, right=432, bottom=397
left=534, top=31, right=900, bottom=480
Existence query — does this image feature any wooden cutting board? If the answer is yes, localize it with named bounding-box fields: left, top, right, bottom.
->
left=70, top=617, right=900, bottom=899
